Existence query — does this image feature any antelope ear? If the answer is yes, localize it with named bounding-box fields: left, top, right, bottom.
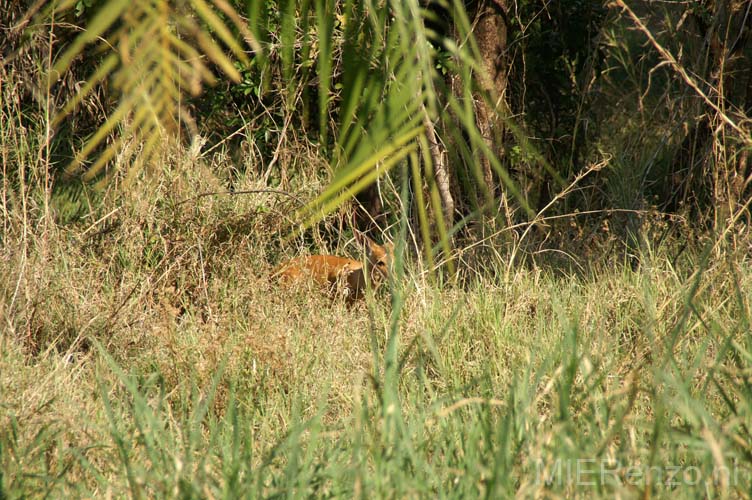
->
left=354, top=229, right=375, bottom=248
left=353, top=229, right=364, bottom=245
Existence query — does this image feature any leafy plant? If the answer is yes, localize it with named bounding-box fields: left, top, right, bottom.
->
left=48, top=0, right=260, bottom=183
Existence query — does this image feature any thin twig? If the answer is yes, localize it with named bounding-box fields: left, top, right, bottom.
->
left=505, top=156, right=611, bottom=278
left=428, top=207, right=682, bottom=274
left=173, top=188, right=305, bottom=208
left=613, top=0, right=751, bottom=146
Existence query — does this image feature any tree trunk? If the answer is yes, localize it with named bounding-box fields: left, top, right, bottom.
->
left=424, top=110, right=455, bottom=228
left=471, top=0, right=508, bottom=200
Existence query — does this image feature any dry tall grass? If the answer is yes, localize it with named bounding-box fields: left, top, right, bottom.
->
left=2, top=139, right=751, bottom=495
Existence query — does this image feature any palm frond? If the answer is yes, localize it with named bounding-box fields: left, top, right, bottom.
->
left=297, top=0, right=536, bottom=271
left=49, top=0, right=256, bottom=180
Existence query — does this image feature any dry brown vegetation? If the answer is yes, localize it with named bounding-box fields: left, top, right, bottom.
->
left=2, top=148, right=751, bottom=495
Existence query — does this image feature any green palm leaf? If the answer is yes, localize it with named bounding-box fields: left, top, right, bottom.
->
left=48, top=0, right=255, bottom=181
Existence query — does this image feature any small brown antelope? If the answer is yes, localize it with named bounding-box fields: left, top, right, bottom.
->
left=273, top=232, right=393, bottom=303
